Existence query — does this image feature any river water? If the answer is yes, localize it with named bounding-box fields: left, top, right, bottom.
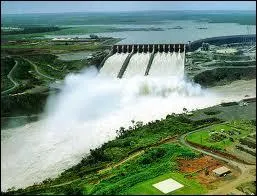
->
left=45, top=20, right=256, bottom=44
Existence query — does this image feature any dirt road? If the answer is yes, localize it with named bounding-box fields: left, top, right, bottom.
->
left=1, top=60, right=19, bottom=95
left=22, top=57, right=56, bottom=80
left=180, top=128, right=256, bottom=195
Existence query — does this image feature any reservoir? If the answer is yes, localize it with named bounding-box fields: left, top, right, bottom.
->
left=45, top=20, right=256, bottom=44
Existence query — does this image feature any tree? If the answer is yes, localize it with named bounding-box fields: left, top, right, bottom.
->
left=90, top=34, right=99, bottom=39
left=183, top=107, right=188, bottom=113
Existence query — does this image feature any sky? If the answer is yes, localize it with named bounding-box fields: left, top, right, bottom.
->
left=1, top=1, right=256, bottom=14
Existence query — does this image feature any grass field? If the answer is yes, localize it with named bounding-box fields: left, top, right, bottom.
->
left=125, top=172, right=207, bottom=195
left=186, top=120, right=255, bottom=152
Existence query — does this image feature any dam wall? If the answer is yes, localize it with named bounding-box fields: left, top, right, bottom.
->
left=99, top=44, right=186, bottom=78
left=188, top=34, right=256, bottom=51
left=112, top=44, right=185, bottom=53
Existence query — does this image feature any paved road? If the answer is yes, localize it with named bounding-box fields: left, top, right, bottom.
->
left=1, top=60, right=19, bottom=95
left=179, top=128, right=256, bottom=195
left=22, top=57, right=56, bottom=80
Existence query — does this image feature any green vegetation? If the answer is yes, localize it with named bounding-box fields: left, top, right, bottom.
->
left=204, top=60, right=256, bottom=67
left=1, top=41, right=107, bottom=52
left=220, top=102, right=238, bottom=107
left=1, top=56, right=45, bottom=94
left=1, top=76, right=14, bottom=92
left=190, top=52, right=211, bottom=64
left=1, top=37, right=112, bottom=120
left=1, top=26, right=67, bottom=35
left=1, top=93, right=49, bottom=117
left=1, top=57, right=16, bottom=91
left=237, top=181, right=256, bottom=195
left=126, top=171, right=207, bottom=195
left=4, top=115, right=223, bottom=195
left=45, top=26, right=164, bottom=36
left=89, top=144, right=199, bottom=195
left=213, top=53, right=252, bottom=61
left=194, top=67, right=256, bottom=87
left=2, top=11, right=256, bottom=27
left=23, top=54, right=87, bottom=79
left=1, top=56, right=16, bottom=76
left=186, top=120, right=256, bottom=152
left=203, top=110, right=221, bottom=116
left=12, top=57, right=42, bottom=84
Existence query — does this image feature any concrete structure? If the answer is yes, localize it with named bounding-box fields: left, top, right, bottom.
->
left=100, top=34, right=256, bottom=78
left=112, top=44, right=185, bottom=53
left=188, top=34, right=256, bottom=51
left=100, top=44, right=186, bottom=78
left=152, top=178, right=184, bottom=194
left=212, top=166, right=231, bottom=177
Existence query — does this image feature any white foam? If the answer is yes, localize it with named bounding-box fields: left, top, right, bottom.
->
left=99, top=53, right=129, bottom=78
left=1, top=66, right=254, bottom=191
left=123, top=52, right=151, bottom=78
left=149, top=52, right=184, bottom=78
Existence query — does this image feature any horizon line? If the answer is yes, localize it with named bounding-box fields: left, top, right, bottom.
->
left=2, top=9, right=256, bottom=15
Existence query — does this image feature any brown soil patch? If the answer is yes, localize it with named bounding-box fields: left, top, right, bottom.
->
left=178, top=155, right=222, bottom=173
left=178, top=155, right=226, bottom=185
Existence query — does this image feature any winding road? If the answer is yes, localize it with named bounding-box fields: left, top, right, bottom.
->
left=180, top=128, right=256, bottom=195
left=22, top=57, right=56, bottom=80
left=1, top=57, right=56, bottom=95
left=1, top=60, right=19, bottom=95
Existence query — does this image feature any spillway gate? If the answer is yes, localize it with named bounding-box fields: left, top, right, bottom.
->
left=99, top=44, right=186, bottom=78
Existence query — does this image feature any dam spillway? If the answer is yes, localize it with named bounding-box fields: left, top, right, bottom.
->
left=123, top=52, right=151, bottom=78
left=149, top=51, right=185, bottom=77
left=98, top=53, right=129, bottom=77
left=99, top=44, right=186, bottom=78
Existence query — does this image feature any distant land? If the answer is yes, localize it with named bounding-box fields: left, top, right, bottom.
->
left=1, top=10, right=256, bottom=26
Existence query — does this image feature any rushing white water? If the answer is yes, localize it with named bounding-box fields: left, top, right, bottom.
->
left=1, top=64, right=255, bottom=191
left=149, top=52, right=185, bottom=78
left=99, top=53, right=129, bottom=78
left=123, top=52, right=151, bottom=78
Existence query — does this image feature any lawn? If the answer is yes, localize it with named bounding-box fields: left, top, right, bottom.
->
left=186, top=120, right=255, bottom=151
left=186, top=129, right=232, bottom=151
left=125, top=172, right=207, bottom=195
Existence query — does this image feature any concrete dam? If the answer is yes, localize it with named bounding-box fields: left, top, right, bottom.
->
left=99, top=44, right=186, bottom=78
